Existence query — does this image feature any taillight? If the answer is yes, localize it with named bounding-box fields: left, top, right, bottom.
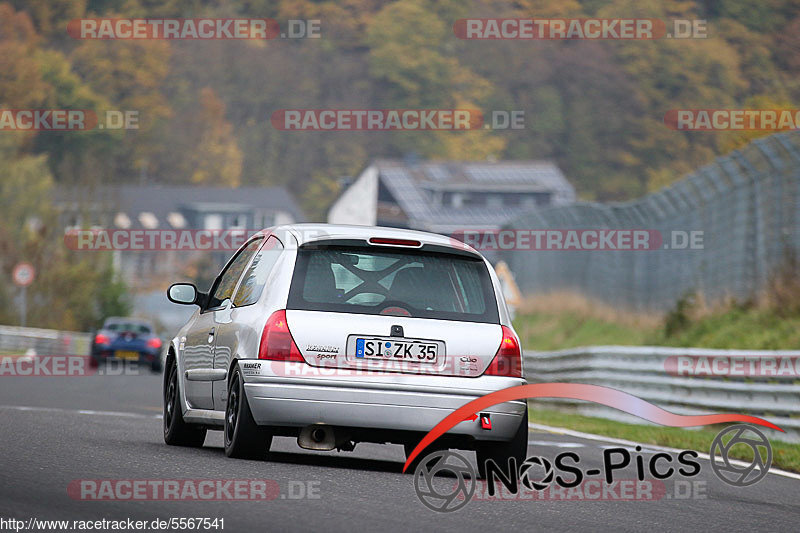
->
left=258, top=310, right=304, bottom=362
left=484, top=326, right=522, bottom=378
left=147, top=337, right=162, bottom=350
left=94, top=333, right=110, bottom=345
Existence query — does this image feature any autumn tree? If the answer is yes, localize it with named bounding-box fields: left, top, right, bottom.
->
left=188, top=87, right=244, bottom=187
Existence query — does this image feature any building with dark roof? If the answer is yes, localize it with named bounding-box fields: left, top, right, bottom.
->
left=327, top=159, right=574, bottom=233
left=56, top=184, right=305, bottom=290
left=57, top=184, right=304, bottom=232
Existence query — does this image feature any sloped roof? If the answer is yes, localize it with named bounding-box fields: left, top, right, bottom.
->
left=372, top=159, right=574, bottom=231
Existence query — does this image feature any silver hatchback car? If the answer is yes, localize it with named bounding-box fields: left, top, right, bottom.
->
left=163, top=224, right=527, bottom=473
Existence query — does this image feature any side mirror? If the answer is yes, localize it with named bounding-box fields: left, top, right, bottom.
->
left=167, top=283, right=201, bottom=306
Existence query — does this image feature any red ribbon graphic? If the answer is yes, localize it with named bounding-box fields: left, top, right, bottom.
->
left=402, top=383, right=783, bottom=472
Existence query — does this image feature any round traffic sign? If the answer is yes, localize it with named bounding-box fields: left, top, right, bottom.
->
left=12, top=262, right=35, bottom=287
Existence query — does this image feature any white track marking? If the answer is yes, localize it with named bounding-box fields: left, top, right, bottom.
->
left=529, top=422, right=800, bottom=481
left=0, top=404, right=162, bottom=419
left=528, top=440, right=585, bottom=448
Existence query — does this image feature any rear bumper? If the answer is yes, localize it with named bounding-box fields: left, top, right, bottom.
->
left=241, top=361, right=526, bottom=442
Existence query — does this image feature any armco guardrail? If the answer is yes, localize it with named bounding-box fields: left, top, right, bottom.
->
left=0, top=325, right=91, bottom=357
left=524, top=346, right=800, bottom=441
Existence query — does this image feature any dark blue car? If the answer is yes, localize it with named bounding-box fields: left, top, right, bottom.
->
left=91, top=317, right=163, bottom=373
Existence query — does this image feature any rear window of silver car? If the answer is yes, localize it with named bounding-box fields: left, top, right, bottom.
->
left=287, top=245, right=499, bottom=323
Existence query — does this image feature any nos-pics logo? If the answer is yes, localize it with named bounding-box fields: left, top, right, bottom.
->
left=413, top=424, right=772, bottom=512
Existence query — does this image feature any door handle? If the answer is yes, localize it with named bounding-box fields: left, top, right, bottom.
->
left=207, top=327, right=216, bottom=343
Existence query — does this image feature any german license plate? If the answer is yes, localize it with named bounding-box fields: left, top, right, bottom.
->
left=115, top=350, right=139, bottom=361
left=355, top=338, right=438, bottom=363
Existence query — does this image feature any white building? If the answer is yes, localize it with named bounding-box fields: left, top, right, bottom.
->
left=328, top=159, right=575, bottom=233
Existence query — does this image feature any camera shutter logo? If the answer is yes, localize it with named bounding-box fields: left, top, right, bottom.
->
left=413, top=450, right=475, bottom=512
left=709, top=424, right=772, bottom=487
left=519, top=456, right=554, bottom=491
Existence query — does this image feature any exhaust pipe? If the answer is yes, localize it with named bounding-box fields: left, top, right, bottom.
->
left=298, top=424, right=336, bottom=451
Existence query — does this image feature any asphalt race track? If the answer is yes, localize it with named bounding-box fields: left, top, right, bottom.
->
left=0, top=370, right=797, bottom=532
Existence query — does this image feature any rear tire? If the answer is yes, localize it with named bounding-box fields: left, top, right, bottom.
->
left=476, top=408, right=528, bottom=479
left=163, top=358, right=207, bottom=447
left=224, top=366, right=272, bottom=460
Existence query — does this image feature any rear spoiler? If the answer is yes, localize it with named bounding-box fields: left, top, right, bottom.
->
left=298, top=238, right=484, bottom=260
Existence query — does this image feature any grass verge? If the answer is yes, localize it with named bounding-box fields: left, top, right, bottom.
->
left=513, top=292, right=800, bottom=350
left=513, top=292, right=659, bottom=351
left=529, top=407, right=800, bottom=473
